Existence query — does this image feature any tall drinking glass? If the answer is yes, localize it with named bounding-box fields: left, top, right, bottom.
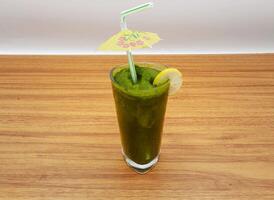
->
left=110, top=62, right=169, bottom=174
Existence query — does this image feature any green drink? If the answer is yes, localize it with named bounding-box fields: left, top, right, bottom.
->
left=110, top=63, right=169, bottom=173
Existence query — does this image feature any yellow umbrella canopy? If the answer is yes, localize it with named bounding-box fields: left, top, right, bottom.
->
left=98, top=29, right=160, bottom=51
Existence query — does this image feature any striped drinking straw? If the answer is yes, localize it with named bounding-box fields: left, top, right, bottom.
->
left=120, top=2, right=154, bottom=84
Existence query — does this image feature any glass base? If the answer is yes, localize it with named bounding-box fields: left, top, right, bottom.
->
left=122, top=151, right=159, bottom=174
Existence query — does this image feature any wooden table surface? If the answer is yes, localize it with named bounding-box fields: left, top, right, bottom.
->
left=0, top=54, right=274, bottom=200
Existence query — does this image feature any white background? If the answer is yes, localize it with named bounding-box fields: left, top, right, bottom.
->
left=0, top=0, right=274, bottom=54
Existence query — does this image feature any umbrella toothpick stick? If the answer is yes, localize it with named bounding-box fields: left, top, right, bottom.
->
left=120, top=2, right=154, bottom=84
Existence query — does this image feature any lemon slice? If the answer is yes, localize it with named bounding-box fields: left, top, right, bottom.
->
left=153, top=68, right=182, bottom=95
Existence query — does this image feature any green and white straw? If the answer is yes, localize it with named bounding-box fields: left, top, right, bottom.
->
left=120, top=2, right=154, bottom=84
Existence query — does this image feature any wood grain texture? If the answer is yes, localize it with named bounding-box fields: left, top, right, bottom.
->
left=0, top=54, right=274, bottom=200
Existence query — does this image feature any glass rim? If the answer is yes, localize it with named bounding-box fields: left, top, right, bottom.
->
left=109, top=62, right=170, bottom=98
